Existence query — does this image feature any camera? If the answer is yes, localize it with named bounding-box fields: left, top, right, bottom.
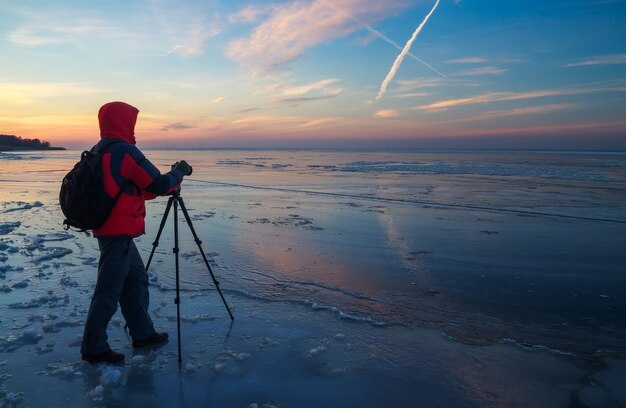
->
left=172, top=161, right=193, bottom=176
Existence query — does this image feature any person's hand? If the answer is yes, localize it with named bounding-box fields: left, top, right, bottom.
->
left=173, top=160, right=192, bottom=176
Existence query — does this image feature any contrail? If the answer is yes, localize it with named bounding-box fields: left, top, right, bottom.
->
left=376, top=0, right=441, bottom=101
left=361, top=23, right=445, bottom=78
left=317, top=0, right=445, bottom=78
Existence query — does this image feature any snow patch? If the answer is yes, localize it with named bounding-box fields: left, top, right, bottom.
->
left=42, top=319, right=82, bottom=333
left=258, top=337, right=279, bottom=350
left=68, top=335, right=82, bottom=348
left=11, top=280, right=29, bottom=289
left=87, top=385, right=104, bottom=402
left=33, top=248, right=73, bottom=264
left=308, top=345, right=326, bottom=357
left=0, top=328, right=43, bottom=352
left=60, top=276, right=79, bottom=287
left=165, top=314, right=216, bottom=323
left=130, top=355, right=146, bottom=365
left=8, top=292, right=64, bottom=309
left=0, top=265, right=24, bottom=279
left=99, top=367, right=122, bottom=386
left=2, top=201, right=43, bottom=213
left=0, top=390, right=24, bottom=406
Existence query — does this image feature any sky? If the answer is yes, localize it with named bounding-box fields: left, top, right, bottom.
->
left=0, top=0, right=625, bottom=150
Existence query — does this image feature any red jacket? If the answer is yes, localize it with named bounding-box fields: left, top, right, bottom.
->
left=93, top=102, right=183, bottom=237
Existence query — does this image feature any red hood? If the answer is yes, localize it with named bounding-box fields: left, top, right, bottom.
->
left=98, top=101, right=139, bottom=144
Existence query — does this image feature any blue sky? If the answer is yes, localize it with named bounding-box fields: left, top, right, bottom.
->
left=0, top=0, right=625, bottom=149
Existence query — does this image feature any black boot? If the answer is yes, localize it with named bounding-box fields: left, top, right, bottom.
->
left=132, top=332, right=169, bottom=348
left=82, top=349, right=125, bottom=364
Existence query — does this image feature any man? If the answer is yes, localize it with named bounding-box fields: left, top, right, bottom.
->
left=81, top=101, right=192, bottom=363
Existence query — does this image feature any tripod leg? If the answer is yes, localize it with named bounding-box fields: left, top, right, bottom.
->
left=173, top=197, right=183, bottom=364
left=177, top=196, right=234, bottom=321
left=145, top=196, right=174, bottom=272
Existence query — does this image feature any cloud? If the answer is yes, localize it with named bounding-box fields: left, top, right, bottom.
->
left=392, top=77, right=476, bottom=93
left=439, top=121, right=626, bottom=138
left=268, top=78, right=343, bottom=104
left=168, top=18, right=221, bottom=57
left=445, top=57, right=486, bottom=64
left=229, top=114, right=302, bottom=133
left=225, top=0, right=411, bottom=76
left=0, top=113, right=93, bottom=128
left=271, top=94, right=340, bottom=105
left=212, top=96, right=228, bottom=103
left=252, top=78, right=341, bottom=100
left=222, top=114, right=345, bottom=137
left=564, top=54, right=626, bottom=67
left=160, top=122, right=198, bottom=131
left=253, top=82, right=287, bottom=96
left=374, top=109, right=400, bottom=118
left=437, top=104, right=573, bottom=123
left=0, top=81, right=104, bottom=104
left=281, top=78, right=340, bottom=96
left=9, top=27, right=62, bottom=46
left=235, top=108, right=261, bottom=113
left=414, top=86, right=626, bottom=111
left=296, top=118, right=339, bottom=129
left=149, top=2, right=221, bottom=57
left=8, top=3, right=221, bottom=57
left=389, top=92, right=429, bottom=98
left=228, top=5, right=278, bottom=24
left=9, top=15, right=135, bottom=47
left=456, top=66, right=507, bottom=76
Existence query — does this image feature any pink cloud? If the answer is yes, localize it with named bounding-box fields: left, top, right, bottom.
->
left=456, top=66, right=506, bottom=76
left=435, top=104, right=573, bottom=124
left=228, top=5, right=279, bottom=24
left=445, top=57, right=486, bottom=64
left=225, top=0, right=411, bottom=76
left=415, top=86, right=626, bottom=111
left=374, top=109, right=400, bottom=118
left=564, top=54, right=626, bottom=67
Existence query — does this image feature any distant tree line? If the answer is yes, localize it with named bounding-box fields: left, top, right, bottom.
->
left=0, top=134, right=65, bottom=151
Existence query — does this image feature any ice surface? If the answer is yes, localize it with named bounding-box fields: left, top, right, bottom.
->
left=0, top=149, right=625, bottom=407
left=334, top=159, right=616, bottom=181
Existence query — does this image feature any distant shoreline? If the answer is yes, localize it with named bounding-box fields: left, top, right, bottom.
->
left=0, top=134, right=65, bottom=151
left=0, top=146, right=66, bottom=151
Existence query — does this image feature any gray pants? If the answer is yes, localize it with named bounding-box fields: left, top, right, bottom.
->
left=81, top=237, right=156, bottom=355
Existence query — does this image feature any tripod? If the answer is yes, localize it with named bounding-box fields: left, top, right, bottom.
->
left=145, top=189, right=234, bottom=364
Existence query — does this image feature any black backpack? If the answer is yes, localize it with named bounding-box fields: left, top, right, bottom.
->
left=59, top=141, right=125, bottom=231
